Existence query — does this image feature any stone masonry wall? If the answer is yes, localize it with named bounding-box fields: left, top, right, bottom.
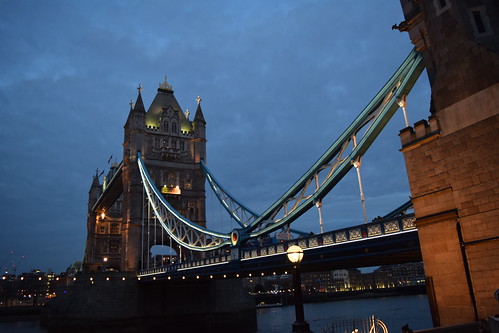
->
left=400, top=113, right=499, bottom=325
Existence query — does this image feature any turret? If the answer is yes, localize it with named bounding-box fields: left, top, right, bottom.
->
left=193, top=96, right=207, bottom=163
left=193, top=96, right=206, bottom=137
left=124, top=85, right=146, bottom=162
left=88, top=170, right=102, bottom=211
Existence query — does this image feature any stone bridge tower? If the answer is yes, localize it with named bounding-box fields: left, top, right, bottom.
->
left=396, top=0, right=498, bottom=327
left=84, top=79, right=207, bottom=272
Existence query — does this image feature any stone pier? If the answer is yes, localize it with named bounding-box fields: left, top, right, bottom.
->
left=41, top=272, right=256, bottom=333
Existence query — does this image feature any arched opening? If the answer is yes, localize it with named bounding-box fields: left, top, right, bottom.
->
left=150, top=245, right=178, bottom=267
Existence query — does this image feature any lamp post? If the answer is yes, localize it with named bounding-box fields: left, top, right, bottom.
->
left=287, top=245, right=312, bottom=333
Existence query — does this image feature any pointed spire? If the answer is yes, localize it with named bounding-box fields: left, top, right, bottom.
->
left=91, top=169, right=100, bottom=187
left=194, top=95, right=206, bottom=124
left=159, top=75, right=173, bottom=92
left=133, top=84, right=146, bottom=113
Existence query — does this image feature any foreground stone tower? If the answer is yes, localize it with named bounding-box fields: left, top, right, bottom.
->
left=396, top=0, right=498, bottom=327
left=84, top=79, right=207, bottom=272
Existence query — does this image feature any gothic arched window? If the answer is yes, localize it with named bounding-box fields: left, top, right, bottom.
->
left=168, top=172, right=176, bottom=187
left=187, top=202, right=197, bottom=220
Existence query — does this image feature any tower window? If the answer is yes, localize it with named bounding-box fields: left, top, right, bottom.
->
left=168, top=172, right=176, bottom=187
left=187, top=202, right=197, bottom=220
left=154, top=137, right=161, bottom=148
left=472, top=11, right=485, bottom=33
left=110, top=239, right=120, bottom=253
left=468, top=6, right=492, bottom=37
left=434, top=0, right=451, bottom=16
left=161, top=120, right=169, bottom=133
left=110, top=223, right=120, bottom=234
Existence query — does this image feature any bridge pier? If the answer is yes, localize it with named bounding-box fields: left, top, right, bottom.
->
left=140, top=278, right=256, bottom=332
left=42, top=272, right=256, bottom=333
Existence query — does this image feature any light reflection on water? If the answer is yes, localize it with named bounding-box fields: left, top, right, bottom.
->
left=0, top=295, right=432, bottom=333
left=256, top=294, right=432, bottom=333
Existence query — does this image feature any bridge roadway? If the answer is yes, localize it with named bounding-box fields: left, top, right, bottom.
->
left=138, top=214, right=421, bottom=282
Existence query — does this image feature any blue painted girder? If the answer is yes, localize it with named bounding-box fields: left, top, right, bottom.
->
left=241, top=49, right=424, bottom=239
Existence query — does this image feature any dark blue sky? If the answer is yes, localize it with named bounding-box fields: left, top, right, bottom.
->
left=0, top=1, right=430, bottom=273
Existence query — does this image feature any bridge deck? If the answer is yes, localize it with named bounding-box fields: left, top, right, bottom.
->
left=138, top=214, right=421, bottom=281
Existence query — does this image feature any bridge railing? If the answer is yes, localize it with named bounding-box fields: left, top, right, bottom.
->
left=139, top=254, right=232, bottom=277
left=240, top=214, right=416, bottom=260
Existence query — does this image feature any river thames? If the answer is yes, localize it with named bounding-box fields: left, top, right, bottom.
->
left=256, top=294, right=432, bottom=332
left=0, top=294, right=432, bottom=332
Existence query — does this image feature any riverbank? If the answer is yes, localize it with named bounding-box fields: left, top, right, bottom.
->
left=253, top=285, right=426, bottom=307
left=0, top=286, right=425, bottom=323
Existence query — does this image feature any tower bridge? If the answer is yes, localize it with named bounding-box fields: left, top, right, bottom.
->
left=84, top=48, right=424, bottom=272
left=44, top=1, right=499, bottom=331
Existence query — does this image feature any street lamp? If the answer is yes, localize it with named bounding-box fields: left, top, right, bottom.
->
left=287, top=245, right=312, bottom=333
left=102, top=257, right=108, bottom=272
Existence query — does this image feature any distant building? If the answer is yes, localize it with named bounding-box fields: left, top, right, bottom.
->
left=302, top=271, right=334, bottom=293
left=331, top=269, right=350, bottom=291
left=300, top=263, right=425, bottom=293
left=374, top=263, right=425, bottom=288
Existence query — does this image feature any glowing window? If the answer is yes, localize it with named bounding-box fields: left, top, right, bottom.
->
left=110, top=223, right=120, bottom=234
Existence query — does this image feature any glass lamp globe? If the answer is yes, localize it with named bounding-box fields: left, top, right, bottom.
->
left=287, top=245, right=304, bottom=263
